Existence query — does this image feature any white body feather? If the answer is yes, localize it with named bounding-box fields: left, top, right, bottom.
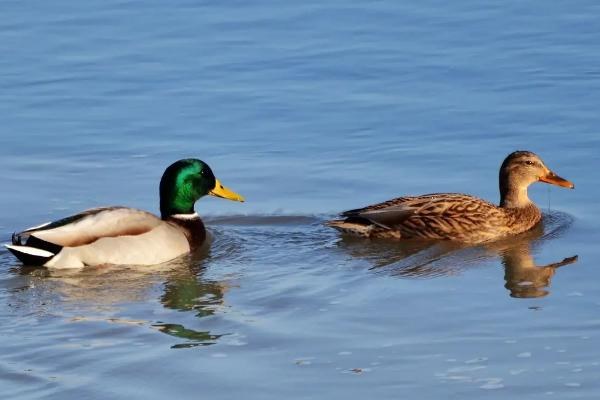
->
left=7, top=208, right=192, bottom=269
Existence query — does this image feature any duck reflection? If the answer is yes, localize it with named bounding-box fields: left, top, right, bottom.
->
left=500, top=243, right=577, bottom=298
left=6, top=244, right=231, bottom=348
left=337, top=211, right=577, bottom=298
left=488, top=220, right=578, bottom=298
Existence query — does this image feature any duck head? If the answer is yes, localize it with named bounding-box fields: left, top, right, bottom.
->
left=499, top=151, right=574, bottom=208
left=159, top=159, right=244, bottom=218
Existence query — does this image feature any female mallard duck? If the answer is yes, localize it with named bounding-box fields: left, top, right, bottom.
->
left=327, top=151, right=574, bottom=243
left=5, top=159, right=244, bottom=268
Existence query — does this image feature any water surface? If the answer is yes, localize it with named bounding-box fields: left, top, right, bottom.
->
left=1, top=1, right=599, bottom=399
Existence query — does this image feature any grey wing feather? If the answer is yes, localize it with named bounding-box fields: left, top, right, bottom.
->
left=13, top=207, right=120, bottom=245
left=353, top=206, right=416, bottom=228
left=341, top=198, right=416, bottom=229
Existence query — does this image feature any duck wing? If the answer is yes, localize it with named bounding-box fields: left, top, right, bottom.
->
left=341, top=196, right=416, bottom=228
left=13, top=207, right=162, bottom=247
left=336, top=193, right=504, bottom=240
left=7, top=207, right=164, bottom=266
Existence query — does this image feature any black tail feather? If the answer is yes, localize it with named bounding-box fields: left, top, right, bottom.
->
left=7, top=234, right=61, bottom=267
left=6, top=246, right=54, bottom=266
left=25, top=236, right=62, bottom=255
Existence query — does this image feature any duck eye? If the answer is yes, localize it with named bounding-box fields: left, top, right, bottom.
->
left=525, top=160, right=535, bottom=166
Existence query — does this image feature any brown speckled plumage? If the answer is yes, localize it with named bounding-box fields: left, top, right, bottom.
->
left=328, top=151, right=574, bottom=243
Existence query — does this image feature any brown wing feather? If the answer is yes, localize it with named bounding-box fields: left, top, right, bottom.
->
left=338, top=193, right=508, bottom=242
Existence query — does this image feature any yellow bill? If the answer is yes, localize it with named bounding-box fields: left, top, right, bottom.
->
left=209, top=179, right=245, bottom=202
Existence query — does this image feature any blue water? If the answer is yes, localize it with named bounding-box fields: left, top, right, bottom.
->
left=1, top=1, right=599, bottom=399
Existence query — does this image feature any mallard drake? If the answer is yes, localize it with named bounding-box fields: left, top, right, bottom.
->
left=327, top=151, right=574, bottom=243
left=5, top=159, right=244, bottom=268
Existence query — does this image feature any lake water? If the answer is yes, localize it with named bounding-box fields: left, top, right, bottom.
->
left=1, top=1, right=599, bottom=399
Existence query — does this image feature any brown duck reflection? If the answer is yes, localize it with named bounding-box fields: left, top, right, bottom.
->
left=337, top=211, right=577, bottom=298
left=500, top=241, right=577, bottom=298
left=8, top=247, right=231, bottom=348
left=489, top=220, right=577, bottom=298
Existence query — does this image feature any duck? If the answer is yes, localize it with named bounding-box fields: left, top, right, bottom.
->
left=327, top=151, right=574, bottom=243
left=5, top=159, right=244, bottom=268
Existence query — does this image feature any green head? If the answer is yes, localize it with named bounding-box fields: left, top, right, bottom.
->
left=159, top=159, right=244, bottom=218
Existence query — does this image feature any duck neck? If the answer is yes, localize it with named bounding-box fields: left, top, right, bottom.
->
left=499, top=172, right=532, bottom=208
left=160, top=198, right=195, bottom=219
left=500, top=185, right=531, bottom=208
left=160, top=184, right=199, bottom=219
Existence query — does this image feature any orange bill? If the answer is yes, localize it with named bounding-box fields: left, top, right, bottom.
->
left=539, top=172, right=575, bottom=189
